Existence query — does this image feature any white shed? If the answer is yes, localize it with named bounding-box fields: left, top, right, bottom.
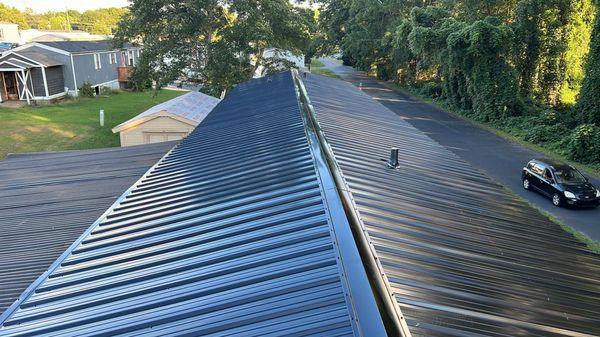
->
left=112, top=91, right=220, bottom=146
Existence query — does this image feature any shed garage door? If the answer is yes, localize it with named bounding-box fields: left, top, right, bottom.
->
left=144, top=132, right=188, bottom=144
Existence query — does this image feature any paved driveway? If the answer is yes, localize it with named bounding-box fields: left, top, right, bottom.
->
left=317, top=57, right=600, bottom=241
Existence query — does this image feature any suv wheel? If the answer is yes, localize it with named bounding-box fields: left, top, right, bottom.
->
left=552, top=193, right=562, bottom=207
left=523, top=178, right=531, bottom=190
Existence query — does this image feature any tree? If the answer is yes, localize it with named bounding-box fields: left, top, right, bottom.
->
left=514, top=0, right=595, bottom=106
left=576, top=2, right=600, bottom=125
left=115, top=0, right=310, bottom=95
left=0, top=4, right=30, bottom=29
left=448, top=0, right=518, bottom=22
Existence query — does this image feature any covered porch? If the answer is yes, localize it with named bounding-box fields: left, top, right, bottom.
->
left=0, top=51, right=65, bottom=105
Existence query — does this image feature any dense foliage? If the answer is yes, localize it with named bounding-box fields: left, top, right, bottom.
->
left=0, top=4, right=126, bottom=35
left=319, top=0, right=599, bottom=166
left=115, top=0, right=312, bottom=96
left=577, top=3, right=600, bottom=126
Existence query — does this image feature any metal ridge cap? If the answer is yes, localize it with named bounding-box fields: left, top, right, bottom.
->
left=291, top=69, right=412, bottom=337
left=0, top=142, right=181, bottom=326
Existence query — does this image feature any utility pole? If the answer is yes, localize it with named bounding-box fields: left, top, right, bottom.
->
left=65, top=7, right=71, bottom=31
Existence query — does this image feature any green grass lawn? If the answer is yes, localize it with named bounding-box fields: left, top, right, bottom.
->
left=311, top=68, right=341, bottom=79
left=310, top=58, right=325, bottom=68
left=0, top=90, right=185, bottom=159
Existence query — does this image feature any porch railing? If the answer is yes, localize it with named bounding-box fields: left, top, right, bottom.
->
left=117, top=66, right=134, bottom=82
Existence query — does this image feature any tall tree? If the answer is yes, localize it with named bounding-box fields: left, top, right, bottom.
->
left=576, top=2, right=600, bottom=125
left=514, top=0, right=594, bottom=106
left=0, top=3, right=30, bottom=29
left=115, top=0, right=310, bottom=95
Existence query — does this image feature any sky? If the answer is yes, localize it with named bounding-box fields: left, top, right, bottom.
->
left=1, top=0, right=129, bottom=13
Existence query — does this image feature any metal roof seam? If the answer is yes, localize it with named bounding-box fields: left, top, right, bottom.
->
left=0, top=143, right=180, bottom=325
left=293, top=72, right=371, bottom=337
left=292, top=69, right=409, bottom=337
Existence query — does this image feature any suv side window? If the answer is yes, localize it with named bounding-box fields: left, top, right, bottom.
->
left=532, top=164, right=543, bottom=176
left=543, top=168, right=553, bottom=181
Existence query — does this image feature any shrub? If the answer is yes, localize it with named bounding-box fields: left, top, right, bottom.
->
left=566, top=124, right=600, bottom=164
left=523, top=123, right=569, bottom=144
left=79, top=82, right=95, bottom=98
left=418, top=82, right=443, bottom=98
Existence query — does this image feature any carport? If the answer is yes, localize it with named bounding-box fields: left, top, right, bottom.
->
left=0, top=51, right=64, bottom=104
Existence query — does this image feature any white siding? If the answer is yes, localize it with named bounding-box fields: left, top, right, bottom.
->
left=118, top=115, right=195, bottom=147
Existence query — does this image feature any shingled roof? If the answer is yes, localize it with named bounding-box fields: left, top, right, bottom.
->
left=112, top=91, right=220, bottom=133
left=37, top=40, right=134, bottom=53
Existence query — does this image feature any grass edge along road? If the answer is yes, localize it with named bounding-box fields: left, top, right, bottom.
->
left=391, top=83, right=600, bottom=253
left=397, top=84, right=600, bottom=179
left=0, top=89, right=185, bottom=159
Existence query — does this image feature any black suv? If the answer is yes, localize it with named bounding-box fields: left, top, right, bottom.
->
left=522, top=159, right=600, bottom=208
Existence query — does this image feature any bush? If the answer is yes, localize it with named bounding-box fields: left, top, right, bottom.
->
left=566, top=124, right=600, bottom=164
left=79, top=82, right=95, bottom=98
left=418, top=82, right=443, bottom=98
left=523, top=123, right=569, bottom=144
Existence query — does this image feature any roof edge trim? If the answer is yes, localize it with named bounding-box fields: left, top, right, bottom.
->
left=11, top=42, right=71, bottom=56
left=292, top=69, right=413, bottom=337
left=0, top=142, right=180, bottom=324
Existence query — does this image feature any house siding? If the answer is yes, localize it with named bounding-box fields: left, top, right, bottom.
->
left=29, top=68, right=44, bottom=96
left=72, top=52, right=119, bottom=88
left=0, top=24, right=20, bottom=44
left=15, top=45, right=74, bottom=90
left=46, top=66, right=65, bottom=95
left=119, top=116, right=195, bottom=147
left=7, top=44, right=141, bottom=97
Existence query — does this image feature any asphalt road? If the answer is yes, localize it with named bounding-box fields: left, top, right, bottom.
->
left=318, top=57, right=600, bottom=241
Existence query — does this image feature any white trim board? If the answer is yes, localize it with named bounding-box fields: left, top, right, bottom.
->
left=11, top=42, right=70, bottom=56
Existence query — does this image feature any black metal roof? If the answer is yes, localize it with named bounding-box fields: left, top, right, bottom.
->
left=303, top=74, right=600, bottom=337
left=2, top=70, right=599, bottom=336
left=0, top=142, right=176, bottom=314
left=37, top=40, right=134, bottom=53
left=0, top=72, right=384, bottom=337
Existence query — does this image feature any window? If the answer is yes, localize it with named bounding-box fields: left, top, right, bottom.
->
left=554, top=167, right=587, bottom=184
left=527, top=162, right=534, bottom=171
left=128, top=50, right=135, bottom=66
left=109, top=52, right=117, bottom=64
left=543, top=168, right=553, bottom=181
left=94, top=53, right=102, bottom=70
left=532, top=164, right=544, bottom=176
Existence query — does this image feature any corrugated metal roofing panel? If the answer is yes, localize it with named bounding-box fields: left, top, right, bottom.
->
left=303, top=74, right=600, bottom=337
left=0, top=142, right=176, bottom=314
left=0, top=72, right=384, bottom=336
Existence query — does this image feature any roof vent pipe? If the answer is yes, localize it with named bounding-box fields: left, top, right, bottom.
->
left=388, top=148, right=399, bottom=168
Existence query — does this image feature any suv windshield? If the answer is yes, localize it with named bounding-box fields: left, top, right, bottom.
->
left=553, top=166, right=587, bottom=184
